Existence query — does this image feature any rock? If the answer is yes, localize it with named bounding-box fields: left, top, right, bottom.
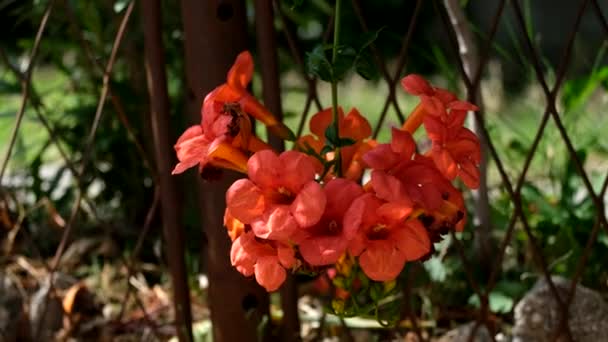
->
left=513, top=276, right=608, bottom=342
left=436, top=322, right=493, bottom=342
left=0, top=273, right=24, bottom=342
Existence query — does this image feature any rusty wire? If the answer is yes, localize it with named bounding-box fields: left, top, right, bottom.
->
left=269, top=1, right=608, bottom=341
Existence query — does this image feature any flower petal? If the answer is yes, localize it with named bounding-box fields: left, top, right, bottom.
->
left=341, top=108, right=372, bottom=140
left=230, top=234, right=256, bottom=277
left=433, top=87, right=457, bottom=104
left=458, top=161, right=481, bottom=189
left=227, top=51, right=254, bottom=89
left=224, top=209, right=245, bottom=241
left=376, top=202, right=413, bottom=224
left=432, top=147, right=458, bottom=181
left=371, top=170, right=410, bottom=205
left=248, top=150, right=282, bottom=189
left=359, top=241, right=406, bottom=281
left=208, top=140, right=249, bottom=173
left=299, top=235, right=348, bottom=266
left=362, top=144, right=399, bottom=170
left=290, top=181, right=326, bottom=228
left=400, top=74, right=433, bottom=95
left=254, top=256, right=286, bottom=292
left=324, top=178, right=364, bottom=219
left=310, top=108, right=340, bottom=138
left=277, top=244, right=296, bottom=268
left=390, top=128, right=416, bottom=157
left=226, top=179, right=265, bottom=224
left=251, top=205, right=298, bottom=241
left=392, top=220, right=431, bottom=261
left=280, top=151, right=318, bottom=193
left=172, top=125, right=210, bottom=174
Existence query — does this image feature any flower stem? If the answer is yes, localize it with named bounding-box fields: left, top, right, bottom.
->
left=331, top=0, right=342, bottom=177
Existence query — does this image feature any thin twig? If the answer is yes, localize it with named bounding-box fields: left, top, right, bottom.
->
left=0, top=47, right=102, bottom=222
left=0, top=0, right=57, bottom=184
left=117, top=186, right=160, bottom=320
left=34, top=2, right=136, bottom=339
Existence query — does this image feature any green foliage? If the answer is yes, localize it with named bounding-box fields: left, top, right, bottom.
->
left=306, top=27, right=385, bottom=82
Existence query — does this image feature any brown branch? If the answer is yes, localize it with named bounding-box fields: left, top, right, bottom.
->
left=63, top=1, right=158, bottom=181
left=34, top=2, right=136, bottom=339
left=141, top=0, right=193, bottom=340
left=117, top=186, right=160, bottom=321
left=0, top=0, right=57, bottom=184
left=50, top=0, right=135, bottom=271
left=0, top=47, right=102, bottom=222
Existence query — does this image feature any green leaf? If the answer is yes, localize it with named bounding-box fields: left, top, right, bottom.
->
left=357, top=26, right=386, bottom=52
left=306, top=45, right=333, bottom=82
left=320, top=145, right=334, bottom=155
left=355, top=50, right=379, bottom=80
left=336, top=137, right=356, bottom=147
left=324, top=124, right=339, bottom=146
left=332, top=46, right=357, bottom=81
left=370, top=283, right=382, bottom=302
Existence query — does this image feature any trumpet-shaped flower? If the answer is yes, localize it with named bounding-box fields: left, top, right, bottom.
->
left=424, top=115, right=481, bottom=188
left=296, top=107, right=374, bottom=181
left=230, top=230, right=296, bottom=291
left=173, top=51, right=293, bottom=175
left=364, top=128, right=445, bottom=211
left=226, top=150, right=326, bottom=242
left=298, top=179, right=364, bottom=266
left=345, top=193, right=431, bottom=281
left=400, top=74, right=477, bottom=131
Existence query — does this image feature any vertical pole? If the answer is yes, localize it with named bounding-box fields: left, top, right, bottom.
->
left=254, top=1, right=301, bottom=340
left=141, top=1, right=194, bottom=341
left=179, top=1, right=271, bottom=341
left=443, top=0, right=494, bottom=276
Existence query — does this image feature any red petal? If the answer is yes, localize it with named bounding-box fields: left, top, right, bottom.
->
left=280, top=151, right=318, bottom=193
left=226, top=179, right=265, bottom=224
left=227, top=51, right=254, bottom=89
left=392, top=220, right=431, bottom=261
left=323, top=178, right=364, bottom=219
left=254, top=256, right=286, bottom=292
left=310, top=108, right=338, bottom=138
left=400, top=74, right=433, bottom=95
left=359, top=242, right=406, bottom=281
left=299, top=235, right=348, bottom=266
left=341, top=107, right=372, bottom=140
left=248, top=150, right=282, bottom=189
left=290, top=181, right=326, bottom=228
left=251, top=205, right=298, bottom=241
left=371, top=170, right=410, bottom=204
left=390, top=128, right=416, bottom=157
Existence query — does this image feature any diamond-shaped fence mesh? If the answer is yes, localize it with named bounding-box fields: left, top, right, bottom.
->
left=271, top=0, right=607, bottom=340
left=0, top=0, right=607, bottom=341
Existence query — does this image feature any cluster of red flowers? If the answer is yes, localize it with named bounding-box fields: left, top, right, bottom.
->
left=173, top=51, right=480, bottom=295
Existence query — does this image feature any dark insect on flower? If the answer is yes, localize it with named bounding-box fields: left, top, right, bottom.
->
left=223, top=102, right=252, bottom=148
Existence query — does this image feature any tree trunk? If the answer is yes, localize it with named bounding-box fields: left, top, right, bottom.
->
left=141, top=1, right=194, bottom=341
left=179, top=1, right=271, bottom=341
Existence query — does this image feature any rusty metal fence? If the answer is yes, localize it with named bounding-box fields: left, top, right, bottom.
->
left=1, top=0, right=607, bottom=341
